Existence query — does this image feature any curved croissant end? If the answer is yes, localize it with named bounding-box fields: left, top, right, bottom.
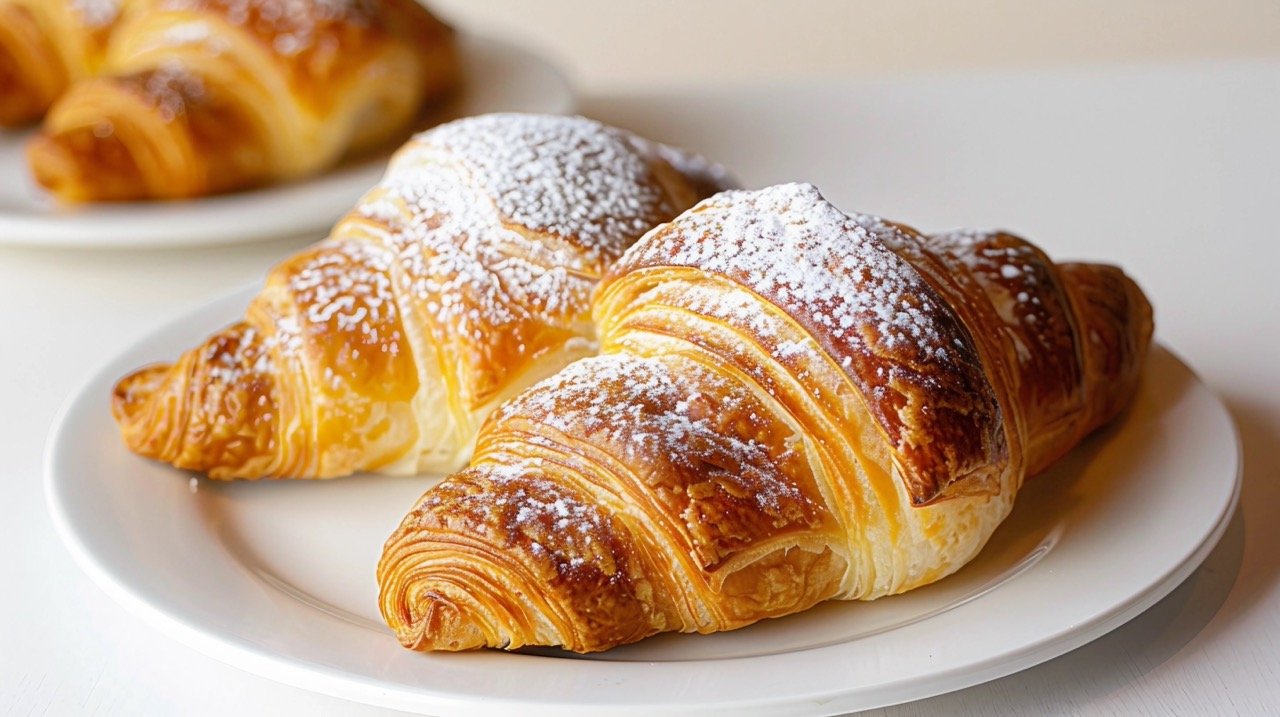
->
left=1050, top=262, right=1154, bottom=465
left=112, top=322, right=306, bottom=479
left=898, top=230, right=1154, bottom=476
left=378, top=352, right=850, bottom=652
left=112, top=114, right=736, bottom=479
left=379, top=183, right=1154, bottom=652
left=27, top=71, right=214, bottom=200
left=112, top=240, right=431, bottom=480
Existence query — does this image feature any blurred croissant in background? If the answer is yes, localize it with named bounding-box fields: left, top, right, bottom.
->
left=1, top=0, right=459, bottom=201
left=0, top=0, right=125, bottom=126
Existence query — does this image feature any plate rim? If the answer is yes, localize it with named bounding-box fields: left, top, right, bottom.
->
left=0, top=34, right=574, bottom=250
left=43, top=284, right=1243, bottom=715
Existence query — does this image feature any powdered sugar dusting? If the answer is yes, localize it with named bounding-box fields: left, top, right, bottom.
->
left=157, top=0, right=375, bottom=57
left=498, top=353, right=807, bottom=515
left=191, top=314, right=299, bottom=397
left=157, top=20, right=232, bottom=54
left=928, top=229, right=1078, bottom=380
left=607, top=184, right=1003, bottom=500
left=70, top=0, right=121, bottom=27
left=354, top=114, right=681, bottom=366
left=145, top=115, right=705, bottom=432
left=137, top=60, right=207, bottom=123
left=421, top=459, right=616, bottom=576
left=360, top=153, right=585, bottom=344
left=618, top=183, right=959, bottom=367
left=286, top=239, right=405, bottom=384
left=425, top=114, right=674, bottom=261
left=931, top=229, right=1043, bottom=292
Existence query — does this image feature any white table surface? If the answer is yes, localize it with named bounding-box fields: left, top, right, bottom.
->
left=3, top=61, right=1278, bottom=716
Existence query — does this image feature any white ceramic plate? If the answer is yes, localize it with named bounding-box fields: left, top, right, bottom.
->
left=45, top=285, right=1240, bottom=716
left=0, top=35, right=572, bottom=249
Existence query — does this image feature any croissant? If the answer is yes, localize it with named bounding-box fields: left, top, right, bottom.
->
left=0, top=0, right=127, bottom=126
left=25, top=0, right=459, bottom=201
left=112, top=113, right=736, bottom=479
left=378, top=182, right=1154, bottom=653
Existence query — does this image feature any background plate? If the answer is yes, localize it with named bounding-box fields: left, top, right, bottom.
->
left=46, top=286, right=1240, bottom=715
left=0, top=35, right=573, bottom=249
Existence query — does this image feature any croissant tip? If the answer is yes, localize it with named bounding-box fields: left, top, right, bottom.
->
left=29, top=77, right=193, bottom=202
left=28, top=125, right=144, bottom=203
left=26, top=133, right=71, bottom=193
left=111, top=364, right=170, bottom=426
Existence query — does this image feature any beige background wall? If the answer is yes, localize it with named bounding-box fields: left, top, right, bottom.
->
left=430, top=0, right=1280, bottom=91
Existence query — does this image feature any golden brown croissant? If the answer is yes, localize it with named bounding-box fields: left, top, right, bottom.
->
left=378, top=182, right=1153, bottom=653
left=0, top=0, right=127, bottom=126
left=26, top=0, right=459, bottom=201
left=112, top=113, right=736, bottom=479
